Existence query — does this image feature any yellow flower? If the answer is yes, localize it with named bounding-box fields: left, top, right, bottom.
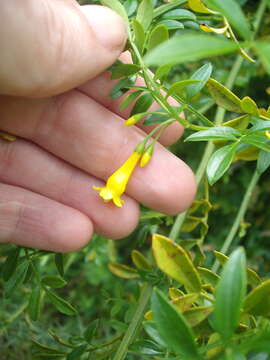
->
left=93, top=151, right=141, bottom=207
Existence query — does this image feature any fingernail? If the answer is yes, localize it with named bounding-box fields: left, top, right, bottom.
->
left=80, top=5, right=127, bottom=50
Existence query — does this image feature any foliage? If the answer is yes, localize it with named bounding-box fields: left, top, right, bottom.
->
left=1, top=0, right=270, bottom=359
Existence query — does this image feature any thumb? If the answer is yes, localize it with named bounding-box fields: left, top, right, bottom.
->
left=0, top=1, right=127, bottom=97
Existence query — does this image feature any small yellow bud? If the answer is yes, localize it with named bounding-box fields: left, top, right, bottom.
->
left=125, top=113, right=144, bottom=126
left=140, top=144, right=154, bottom=167
left=265, top=130, right=270, bottom=139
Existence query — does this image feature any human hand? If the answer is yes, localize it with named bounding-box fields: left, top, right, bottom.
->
left=0, top=0, right=196, bottom=252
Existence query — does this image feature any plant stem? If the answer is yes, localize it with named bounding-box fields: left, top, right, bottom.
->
left=112, top=282, right=152, bottom=360
left=212, top=170, right=260, bottom=272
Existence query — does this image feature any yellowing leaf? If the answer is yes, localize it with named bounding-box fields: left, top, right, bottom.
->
left=236, top=146, right=259, bottom=161
left=172, top=293, right=199, bottom=312
left=223, top=114, right=250, bottom=130
left=144, top=310, right=153, bottom=320
left=108, top=263, right=139, bottom=279
left=241, top=96, right=259, bottom=116
left=188, top=0, right=215, bottom=14
left=131, top=250, right=152, bottom=270
left=244, top=280, right=270, bottom=316
left=169, top=287, right=185, bottom=299
left=200, top=24, right=228, bottom=34
left=207, top=78, right=242, bottom=113
left=152, top=234, right=201, bottom=292
left=197, top=267, right=220, bottom=287
left=182, top=216, right=202, bottom=232
left=184, top=306, right=213, bottom=327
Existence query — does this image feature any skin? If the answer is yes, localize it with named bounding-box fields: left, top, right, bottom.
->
left=0, top=0, right=196, bottom=252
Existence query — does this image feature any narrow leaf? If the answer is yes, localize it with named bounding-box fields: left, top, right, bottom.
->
left=67, top=345, right=87, bottom=360
left=207, top=143, right=238, bottom=185
left=185, top=126, right=241, bottom=142
left=186, top=63, right=213, bottom=99
left=108, top=263, right=139, bottom=279
left=244, top=280, right=270, bottom=316
left=167, top=80, right=201, bottom=97
left=132, top=19, right=145, bottom=53
left=254, top=41, right=270, bottom=75
left=131, top=93, right=153, bottom=116
left=152, top=234, right=201, bottom=292
left=153, top=0, right=187, bottom=18
left=148, top=24, right=169, bottom=51
left=46, top=289, right=77, bottom=316
left=42, top=276, right=67, bottom=288
left=213, top=248, right=247, bottom=341
left=137, top=0, right=154, bottom=31
left=5, top=260, right=29, bottom=297
left=257, top=150, right=270, bottom=174
left=158, top=20, right=184, bottom=30
left=111, top=64, right=140, bottom=79
left=28, top=285, right=42, bottom=321
left=55, top=253, right=64, bottom=277
left=152, top=289, right=200, bottom=358
left=100, top=0, right=129, bottom=26
left=242, top=134, right=270, bottom=152
left=207, top=78, right=242, bottom=112
left=2, top=246, right=21, bottom=281
left=161, top=9, right=196, bottom=21
left=145, top=35, right=239, bottom=66
left=204, top=0, right=252, bottom=40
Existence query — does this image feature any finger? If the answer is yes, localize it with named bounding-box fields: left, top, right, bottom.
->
left=79, top=70, right=184, bottom=147
left=0, top=1, right=126, bottom=97
left=0, top=138, right=139, bottom=239
left=0, top=92, right=196, bottom=215
left=0, top=183, right=93, bottom=252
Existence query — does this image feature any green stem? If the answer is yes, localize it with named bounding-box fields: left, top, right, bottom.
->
left=212, top=170, right=261, bottom=272
left=112, top=282, right=152, bottom=360
left=169, top=55, right=244, bottom=241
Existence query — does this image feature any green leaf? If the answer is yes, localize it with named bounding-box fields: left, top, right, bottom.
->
left=167, top=80, right=201, bottom=97
left=242, top=134, right=270, bottom=152
left=253, top=41, right=270, bottom=74
left=207, top=143, right=238, bottom=185
left=28, top=285, right=42, bottom=321
left=54, top=253, right=64, bottom=277
left=257, top=150, right=270, bottom=174
left=148, top=25, right=169, bottom=51
left=110, top=76, right=135, bottom=99
left=32, top=340, right=67, bottom=356
left=197, top=267, right=220, bottom=286
left=2, top=246, right=21, bottom=281
left=132, top=19, right=145, bottom=53
left=66, top=345, right=87, bottom=360
left=5, top=260, right=29, bottom=297
left=223, top=114, right=250, bottom=130
left=100, top=0, right=129, bottom=26
left=244, top=279, right=270, bottom=316
left=185, top=126, right=241, bottom=142
left=161, top=9, right=196, bottom=21
left=145, top=34, right=239, bottom=66
left=120, top=90, right=142, bottom=111
left=123, top=0, right=138, bottom=16
left=204, top=0, right=252, bottom=40
left=108, top=263, right=139, bottom=279
left=143, top=321, right=166, bottom=348
left=184, top=306, right=213, bottom=327
left=84, top=319, right=99, bottom=344
left=152, top=234, right=201, bottom=292
left=207, top=78, right=242, bottom=112
left=152, top=289, right=200, bottom=358
left=241, top=96, right=259, bottom=116
left=158, top=19, right=184, bottom=30
left=213, top=248, right=247, bottom=341
left=143, top=111, right=170, bottom=125
left=153, top=0, right=186, bottom=18
left=46, top=289, right=77, bottom=316
left=130, top=93, right=154, bottom=116
left=131, top=250, right=152, bottom=270
left=42, top=276, right=67, bottom=288
left=136, top=0, right=154, bottom=31
left=250, top=117, right=270, bottom=131
left=111, top=64, right=140, bottom=80
left=186, top=63, right=213, bottom=99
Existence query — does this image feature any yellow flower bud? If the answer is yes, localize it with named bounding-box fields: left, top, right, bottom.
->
left=140, top=144, right=154, bottom=167
left=265, top=130, right=270, bottom=139
left=125, top=113, right=144, bottom=126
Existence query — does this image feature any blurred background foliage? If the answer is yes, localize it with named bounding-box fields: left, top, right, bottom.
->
left=0, top=0, right=270, bottom=359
